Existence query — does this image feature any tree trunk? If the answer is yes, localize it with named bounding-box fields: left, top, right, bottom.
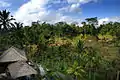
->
left=116, top=71, right=119, bottom=80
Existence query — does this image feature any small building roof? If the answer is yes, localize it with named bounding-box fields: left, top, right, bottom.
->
left=0, top=46, right=27, bottom=63
left=7, top=61, right=37, bottom=79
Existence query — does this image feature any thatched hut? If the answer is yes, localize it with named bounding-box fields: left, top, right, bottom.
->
left=7, top=61, right=37, bottom=79
left=0, top=47, right=37, bottom=79
left=0, top=46, right=27, bottom=75
left=0, top=46, right=27, bottom=63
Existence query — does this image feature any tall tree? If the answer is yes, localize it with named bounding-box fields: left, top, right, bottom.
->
left=85, top=17, right=98, bottom=35
left=85, top=17, right=98, bottom=25
left=11, top=22, right=23, bottom=31
left=81, top=22, right=86, bottom=26
left=0, top=10, right=15, bottom=31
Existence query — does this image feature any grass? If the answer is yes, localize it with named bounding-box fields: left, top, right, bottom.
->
left=84, top=35, right=119, bottom=61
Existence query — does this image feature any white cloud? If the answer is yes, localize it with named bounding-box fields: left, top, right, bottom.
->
left=0, top=1, right=11, bottom=8
left=70, top=3, right=81, bottom=12
left=67, top=0, right=97, bottom=4
left=14, top=0, right=49, bottom=25
left=109, top=17, right=120, bottom=22
left=58, top=3, right=81, bottom=13
left=14, top=0, right=97, bottom=26
left=98, top=18, right=109, bottom=25
left=59, top=0, right=96, bottom=14
left=98, top=17, right=120, bottom=25
left=14, top=0, right=77, bottom=25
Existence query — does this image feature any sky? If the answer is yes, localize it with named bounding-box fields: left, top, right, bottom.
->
left=0, top=0, right=120, bottom=25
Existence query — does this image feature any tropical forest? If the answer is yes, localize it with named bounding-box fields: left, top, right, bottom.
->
left=0, top=9, right=120, bottom=80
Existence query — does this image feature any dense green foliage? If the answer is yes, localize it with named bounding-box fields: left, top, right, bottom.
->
left=0, top=10, right=120, bottom=80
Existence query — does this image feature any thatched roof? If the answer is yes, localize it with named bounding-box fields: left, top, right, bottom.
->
left=7, top=61, right=37, bottom=79
left=0, top=47, right=27, bottom=63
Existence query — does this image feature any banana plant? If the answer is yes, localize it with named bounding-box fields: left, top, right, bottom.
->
left=67, top=60, right=86, bottom=80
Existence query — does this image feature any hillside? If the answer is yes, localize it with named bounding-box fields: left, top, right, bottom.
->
left=0, top=10, right=120, bottom=80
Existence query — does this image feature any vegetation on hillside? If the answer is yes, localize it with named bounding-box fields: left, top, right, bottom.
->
left=0, top=10, right=120, bottom=80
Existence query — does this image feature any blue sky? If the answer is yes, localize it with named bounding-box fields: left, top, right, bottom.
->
left=81, top=0, right=120, bottom=17
left=0, top=0, right=120, bottom=25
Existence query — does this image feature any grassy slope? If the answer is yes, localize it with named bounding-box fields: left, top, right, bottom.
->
left=82, top=35, right=119, bottom=61
left=54, top=34, right=120, bottom=61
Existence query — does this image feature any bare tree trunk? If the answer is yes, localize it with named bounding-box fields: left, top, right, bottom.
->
left=116, top=71, right=119, bottom=80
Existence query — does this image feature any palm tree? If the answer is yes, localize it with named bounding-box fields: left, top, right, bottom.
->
left=0, top=10, right=15, bottom=31
left=11, top=22, right=23, bottom=30
left=81, top=22, right=86, bottom=26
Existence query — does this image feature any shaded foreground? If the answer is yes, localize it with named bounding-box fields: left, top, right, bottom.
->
left=0, top=47, right=37, bottom=80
